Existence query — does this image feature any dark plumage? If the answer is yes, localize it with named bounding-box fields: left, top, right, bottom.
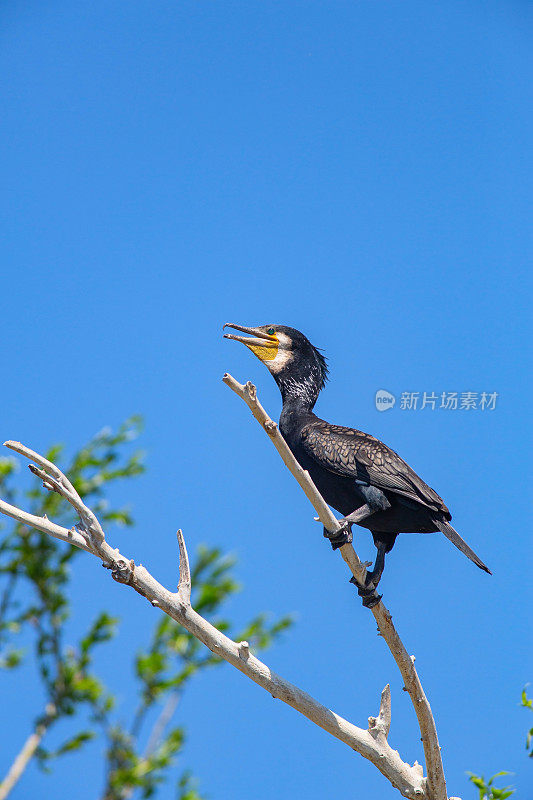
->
left=224, top=323, right=491, bottom=605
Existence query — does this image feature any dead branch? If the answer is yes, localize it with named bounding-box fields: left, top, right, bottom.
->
left=0, top=440, right=433, bottom=800
left=222, top=374, right=448, bottom=800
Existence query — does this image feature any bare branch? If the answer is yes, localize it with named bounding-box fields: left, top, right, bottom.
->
left=0, top=442, right=429, bottom=800
left=369, top=684, right=391, bottom=740
left=27, top=464, right=63, bottom=494
left=223, top=373, right=448, bottom=800
left=176, top=529, right=191, bottom=604
left=0, top=704, right=56, bottom=800
left=4, top=441, right=74, bottom=488
left=0, top=497, right=91, bottom=552
left=3, top=444, right=124, bottom=569
left=144, top=692, right=181, bottom=758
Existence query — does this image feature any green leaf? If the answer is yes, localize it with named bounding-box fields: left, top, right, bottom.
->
left=0, top=648, right=24, bottom=669
left=468, top=772, right=514, bottom=800
left=38, top=730, right=95, bottom=761
left=178, top=771, right=205, bottom=800
left=80, top=612, right=119, bottom=655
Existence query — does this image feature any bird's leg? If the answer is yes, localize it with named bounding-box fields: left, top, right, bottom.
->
left=339, top=503, right=376, bottom=526
left=323, top=502, right=375, bottom=549
left=326, top=488, right=391, bottom=552
left=323, top=490, right=391, bottom=551
left=349, top=543, right=387, bottom=609
left=367, top=544, right=386, bottom=588
left=339, top=486, right=391, bottom=529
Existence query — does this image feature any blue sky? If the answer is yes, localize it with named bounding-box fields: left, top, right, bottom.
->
left=1, top=1, right=531, bottom=798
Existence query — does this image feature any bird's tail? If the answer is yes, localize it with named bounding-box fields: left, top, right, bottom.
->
left=432, top=518, right=492, bottom=574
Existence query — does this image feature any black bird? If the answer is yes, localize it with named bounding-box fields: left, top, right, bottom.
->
left=224, top=323, right=491, bottom=606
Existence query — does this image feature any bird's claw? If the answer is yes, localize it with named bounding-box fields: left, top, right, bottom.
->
left=361, top=589, right=383, bottom=608
left=323, top=521, right=352, bottom=550
left=349, top=573, right=382, bottom=608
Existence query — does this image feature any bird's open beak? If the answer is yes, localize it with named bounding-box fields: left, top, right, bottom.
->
left=223, top=323, right=277, bottom=349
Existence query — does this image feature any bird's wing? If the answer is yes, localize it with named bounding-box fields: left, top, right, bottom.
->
left=300, top=421, right=450, bottom=516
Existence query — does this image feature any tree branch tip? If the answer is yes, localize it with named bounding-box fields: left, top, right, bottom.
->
left=176, top=528, right=189, bottom=555
left=379, top=684, right=391, bottom=715
left=380, top=683, right=391, bottom=699
left=176, top=529, right=191, bottom=602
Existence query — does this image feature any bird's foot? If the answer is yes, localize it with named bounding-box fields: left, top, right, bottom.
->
left=323, top=521, right=352, bottom=550
left=349, top=572, right=383, bottom=608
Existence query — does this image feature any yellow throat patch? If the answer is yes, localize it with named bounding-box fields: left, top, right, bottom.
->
left=247, top=335, right=279, bottom=362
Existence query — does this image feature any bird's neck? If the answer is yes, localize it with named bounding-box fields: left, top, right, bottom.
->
left=277, top=374, right=320, bottom=414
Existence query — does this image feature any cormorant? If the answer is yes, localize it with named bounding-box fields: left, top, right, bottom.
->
left=224, top=323, right=491, bottom=606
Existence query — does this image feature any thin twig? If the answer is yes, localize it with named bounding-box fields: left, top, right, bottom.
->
left=0, top=497, right=91, bottom=552
left=368, top=684, right=392, bottom=740
left=176, top=529, right=191, bottom=604
left=144, top=691, right=181, bottom=757
left=0, top=704, right=56, bottom=800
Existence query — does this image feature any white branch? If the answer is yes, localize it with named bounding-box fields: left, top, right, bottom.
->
left=368, top=684, right=392, bottom=740
left=176, top=529, right=191, bottom=604
left=0, top=441, right=430, bottom=800
left=0, top=496, right=91, bottom=552
left=222, top=374, right=449, bottom=800
left=0, top=704, right=56, bottom=800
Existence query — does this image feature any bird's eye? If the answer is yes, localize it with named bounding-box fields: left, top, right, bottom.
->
left=267, top=327, right=275, bottom=335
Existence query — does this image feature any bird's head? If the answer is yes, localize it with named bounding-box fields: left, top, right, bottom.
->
left=223, top=323, right=328, bottom=408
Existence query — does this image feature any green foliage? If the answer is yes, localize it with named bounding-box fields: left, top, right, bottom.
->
left=0, top=416, right=144, bottom=676
left=177, top=772, right=204, bottom=800
left=103, top=725, right=185, bottom=799
left=521, top=686, right=533, bottom=757
left=0, top=418, right=143, bottom=784
left=0, top=419, right=292, bottom=799
left=36, top=731, right=96, bottom=770
left=468, top=772, right=514, bottom=800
